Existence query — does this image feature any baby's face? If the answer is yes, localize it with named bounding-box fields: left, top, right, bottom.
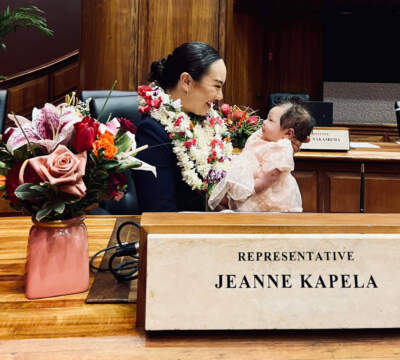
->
left=261, top=106, right=288, bottom=142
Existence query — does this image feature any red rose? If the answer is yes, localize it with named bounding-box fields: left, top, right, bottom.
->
left=104, top=172, right=127, bottom=200
left=117, top=117, right=137, bottom=134
left=247, top=115, right=259, bottom=126
left=220, top=104, right=231, bottom=117
left=73, top=116, right=100, bottom=153
left=2, top=126, right=16, bottom=144
left=6, top=161, right=41, bottom=204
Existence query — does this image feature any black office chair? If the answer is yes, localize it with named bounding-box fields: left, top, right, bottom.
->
left=0, top=90, right=8, bottom=134
left=395, top=101, right=400, bottom=137
left=81, top=90, right=142, bottom=126
left=81, top=91, right=141, bottom=215
left=269, top=92, right=310, bottom=110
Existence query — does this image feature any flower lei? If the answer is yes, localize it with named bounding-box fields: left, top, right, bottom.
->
left=138, top=83, right=232, bottom=193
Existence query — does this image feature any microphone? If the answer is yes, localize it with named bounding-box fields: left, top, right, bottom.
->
left=395, top=101, right=400, bottom=136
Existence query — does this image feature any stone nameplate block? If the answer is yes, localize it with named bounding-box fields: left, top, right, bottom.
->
left=301, top=127, right=349, bottom=151
left=145, top=233, right=400, bottom=330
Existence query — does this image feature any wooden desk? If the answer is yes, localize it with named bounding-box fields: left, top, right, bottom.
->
left=294, top=142, right=400, bottom=213
left=2, top=215, right=400, bottom=359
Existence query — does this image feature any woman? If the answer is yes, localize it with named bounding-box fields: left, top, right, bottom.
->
left=133, top=42, right=232, bottom=212
left=133, top=42, right=303, bottom=212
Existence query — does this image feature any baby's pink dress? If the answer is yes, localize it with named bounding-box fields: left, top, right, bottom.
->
left=208, top=129, right=302, bottom=212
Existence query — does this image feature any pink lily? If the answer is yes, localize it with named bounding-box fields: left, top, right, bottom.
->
left=6, top=103, right=82, bottom=154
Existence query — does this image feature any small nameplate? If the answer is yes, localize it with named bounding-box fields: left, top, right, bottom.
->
left=301, top=127, right=349, bottom=151
left=145, top=233, right=400, bottom=330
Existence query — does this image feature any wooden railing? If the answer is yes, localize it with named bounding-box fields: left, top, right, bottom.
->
left=0, top=50, right=79, bottom=127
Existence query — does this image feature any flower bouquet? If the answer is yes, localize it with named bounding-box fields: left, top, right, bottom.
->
left=0, top=93, right=155, bottom=299
left=219, top=103, right=262, bottom=149
left=0, top=94, right=155, bottom=221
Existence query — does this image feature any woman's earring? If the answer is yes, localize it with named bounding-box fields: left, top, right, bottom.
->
left=186, top=89, right=189, bottom=96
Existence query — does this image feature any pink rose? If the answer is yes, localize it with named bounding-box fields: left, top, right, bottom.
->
left=220, top=104, right=231, bottom=117
left=247, top=115, right=259, bottom=126
left=27, top=145, right=87, bottom=197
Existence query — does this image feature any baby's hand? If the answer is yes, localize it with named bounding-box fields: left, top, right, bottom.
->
left=291, top=136, right=310, bottom=152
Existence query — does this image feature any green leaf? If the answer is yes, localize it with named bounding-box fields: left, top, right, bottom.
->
left=95, top=170, right=109, bottom=180
left=97, top=80, right=117, bottom=122
left=35, top=206, right=52, bottom=222
left=52, top=201, right=65, bottom=214
left=114, top=132, right=133, bottom=154
left=101, top=160, right=119, bottom=170
left=88, top=152, right=97, bottom=164
left=14, top=183, right=36, bottom=200
left=97, top=148, right=105, bottom=160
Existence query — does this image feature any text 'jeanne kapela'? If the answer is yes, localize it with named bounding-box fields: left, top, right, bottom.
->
left=214, top=250, right=378, bottom=289
left=214, top=274, right=377, bottom=289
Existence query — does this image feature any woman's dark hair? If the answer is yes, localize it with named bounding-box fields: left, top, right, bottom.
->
left=279, top=102, right=315, bottom=142
left=148, top=42, right=221, bottom=90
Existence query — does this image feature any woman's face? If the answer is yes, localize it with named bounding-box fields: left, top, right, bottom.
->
left=183, top=59, right=226, bottom=116
left=261, top=106, right=287, bottom=141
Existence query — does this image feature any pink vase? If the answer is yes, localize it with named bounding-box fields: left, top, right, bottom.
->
left=25, top=215, right=89, bottom=299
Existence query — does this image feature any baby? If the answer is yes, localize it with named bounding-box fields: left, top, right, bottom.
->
left=208, top=101, right=314, bottom=212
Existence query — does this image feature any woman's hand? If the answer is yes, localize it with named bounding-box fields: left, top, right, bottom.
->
left=291, top=136, right=310, bottom=153
left=254, top=168, right=281, bottom=193
left=215, top=194, right=229, bottom=211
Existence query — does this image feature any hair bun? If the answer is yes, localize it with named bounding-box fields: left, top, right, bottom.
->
left=149, top=58, right=167, bottom=87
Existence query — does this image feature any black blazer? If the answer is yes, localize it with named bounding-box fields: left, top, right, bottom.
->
left=133, top=115, right=205, bottom=212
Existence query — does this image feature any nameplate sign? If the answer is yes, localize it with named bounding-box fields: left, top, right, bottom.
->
left=145, top=233, right=400, bottom=330
left=301, top=127, right=349, bottom=151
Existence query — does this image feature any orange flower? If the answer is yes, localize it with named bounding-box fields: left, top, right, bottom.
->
left=0, top=175, right=6, bottom=196
left=92, top=131, right=118, bottom=160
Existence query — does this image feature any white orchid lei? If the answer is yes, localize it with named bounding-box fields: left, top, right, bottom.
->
left=138, top=83, right=232, bottom=193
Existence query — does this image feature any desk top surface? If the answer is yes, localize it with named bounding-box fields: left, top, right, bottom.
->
left=295, top=142, right=400, bottom=162
left=1, top=215, right=400, bottom=359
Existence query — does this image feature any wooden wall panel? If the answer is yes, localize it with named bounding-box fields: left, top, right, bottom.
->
left=267, top=18, right=323, bottom=102
left=6, top=76, right=49, bottom=115
left=80, top=0, right=139, bottom=91
left=53, top=63, right=80, bottom=99
left=328, top=172, right=361, bottom=213
left=365, top=175, right=400, bottom=213
left=137, top=0, right=222, bottom=86
left=224, top=1, right=323, bottom=116
left=293, top=170, right=318, bottom=212
left=224, top=1, right=267, bottom=114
